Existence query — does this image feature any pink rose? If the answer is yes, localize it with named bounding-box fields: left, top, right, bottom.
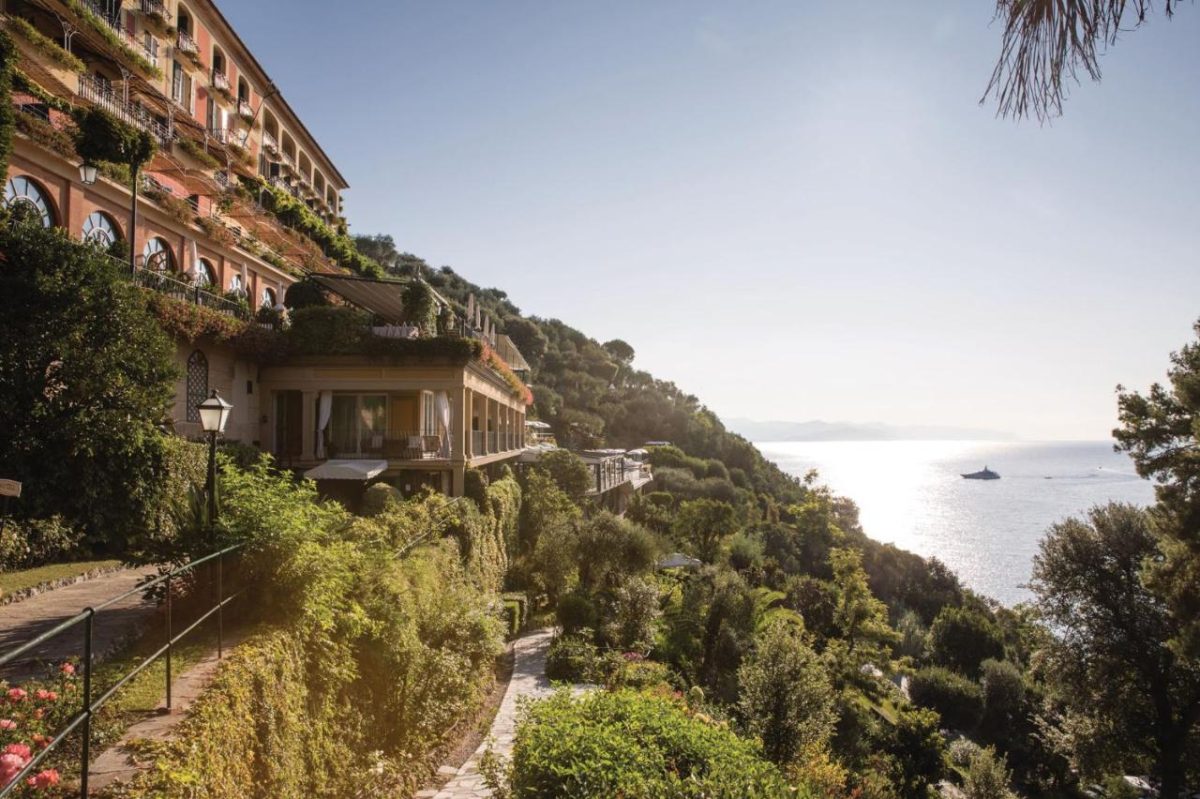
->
left=26, top=768, right=59, bottom=788
left=34, top=690, right=54, bottom=702
left=3, top=744, right=31, bottom=760
left=59, top=663, right=75, bottom=677
left=5, top=688, right=26, bottom=703
left=0, top=719, right=15, bottom=730
left=1, top=752, right=29, bottom=787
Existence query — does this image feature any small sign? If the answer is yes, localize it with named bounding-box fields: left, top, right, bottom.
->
left=0, top=479, right=22, bottom=498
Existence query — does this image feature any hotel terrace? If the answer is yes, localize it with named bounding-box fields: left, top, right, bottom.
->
left=0, top=0, right=534, bottom=500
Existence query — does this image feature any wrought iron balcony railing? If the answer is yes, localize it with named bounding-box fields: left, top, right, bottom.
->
left=77, top=73, right=173, bottom=145
left=176, top=31, right=198, bottom=56
left=139, top=0, right=172, bottom=22
left=212, top=71, right=230, bottom=92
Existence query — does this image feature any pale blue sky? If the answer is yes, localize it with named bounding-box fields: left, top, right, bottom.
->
left=224, top=2, right=1200, bottom=440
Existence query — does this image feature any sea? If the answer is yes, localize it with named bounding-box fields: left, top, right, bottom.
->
left=754, top=440, right=1156, bottom=607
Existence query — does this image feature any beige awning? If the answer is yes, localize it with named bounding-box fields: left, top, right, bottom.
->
left=303, top=459, right=388, bottom=481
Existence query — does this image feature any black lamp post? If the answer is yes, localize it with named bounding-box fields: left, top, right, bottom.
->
left=196, top=390, right=233, bottom=532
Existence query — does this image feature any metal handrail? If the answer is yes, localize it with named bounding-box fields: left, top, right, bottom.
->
left=0, top=543, right=245, bottom=798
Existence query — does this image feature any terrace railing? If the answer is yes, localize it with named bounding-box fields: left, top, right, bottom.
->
left=176, top=30, right=198, bottom=56
left=128, top=259, right=251, bottom=320
left=77, top=73, right=173, bottom=146
left=0, top=544, right=244, bottom=798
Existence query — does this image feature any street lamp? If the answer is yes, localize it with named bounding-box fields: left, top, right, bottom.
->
left=196, top=390, right=232, bottom=532
left=79, top=163, right=98, bottom=185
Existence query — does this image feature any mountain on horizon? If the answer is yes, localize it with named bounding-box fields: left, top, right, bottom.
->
left=726, top=418, right=1016, bottom=442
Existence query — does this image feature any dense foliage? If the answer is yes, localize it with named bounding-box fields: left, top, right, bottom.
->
left=488, top=689, right=799, bottom=799
left=0, top=31, right=14, bottom=179
left=0, top=219, right=178, bottom=551
left=104, top=458, right=517, bottom=797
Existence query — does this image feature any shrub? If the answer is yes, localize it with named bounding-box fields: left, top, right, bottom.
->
left=362, top=482, right=402, bottom=517
left=597, top=575, right=661, bottom=650
left=286, top=306, right=368, bottom=354
left=494, top=689, right=795, bottom=798
left=556, top=591, right=597, bottom=635
left=615, top=656, right=675, bottom=689
left=464, top=468, right=489, bottom=510
left=909, top=666, right=984, bottom=732
left=961, top=746, right=1016, bottom=799
left=929, top=606, right=1005, bottom=678
left=0, top=515, right=82, bottom=571
left=545, top=635, right=608, bottom=683
left=283, top=277, right=329, bottom=309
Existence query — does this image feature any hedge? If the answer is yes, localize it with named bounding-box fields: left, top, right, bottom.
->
left=493, top=689, right=799, bottom=798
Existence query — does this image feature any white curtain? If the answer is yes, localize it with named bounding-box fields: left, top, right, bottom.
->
left=316, top=390, right=333, bottom=458
left=435, top=391, right=451, bottom=458
left=188, top=238, right=199, bottom=279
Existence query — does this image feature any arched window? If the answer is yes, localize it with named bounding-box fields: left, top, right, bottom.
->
left=4, top=176, right=56, bottom=228
left=237, top=76, right=250, bottom=102
left=142, top=237, right=174, bottom=272
left=229, top=273, right=244, bottom=294
left=185, top=350, right=208, bottom=423
left=81, top=211, right=120, bottom=247
left=261, top=287, right=277, bottom=308
left=195, top=258, right=217, bottom=287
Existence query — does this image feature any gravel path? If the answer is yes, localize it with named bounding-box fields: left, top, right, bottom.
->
left=0, top=567, right=159, bottom=682
left=422, top=628, right=555, bottom=799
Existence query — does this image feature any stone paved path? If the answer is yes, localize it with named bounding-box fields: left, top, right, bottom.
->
left=421, top=628, right=555, bottom=799
left=0, top=567, right=159, bottom=682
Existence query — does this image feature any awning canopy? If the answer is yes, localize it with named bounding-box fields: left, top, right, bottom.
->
left=303, top=459, right=389, bottom=481
left=311, top=274, right=411, bottom=324
left=525, top=420, right=552, bottom=429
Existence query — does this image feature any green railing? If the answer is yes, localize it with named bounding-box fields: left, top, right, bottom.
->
left=0, top=544, right=245, bottom=798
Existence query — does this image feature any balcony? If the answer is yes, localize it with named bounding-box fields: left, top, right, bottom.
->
left=207, top=127, right=233, bottom=145
left=139, top=0, right=172, bottom=23
left=176, top=31, right=199, bottom=57
left=237, top=99, right=254, bottom=120
left=77, top=74, right=173, bottom=145
left=262, top=131, right=278, bottom=154
left=212, top=71, right=230, bottom=93
left=123, top=258, right=249, bottom=320
left=324, top=431, right=446, bottom=462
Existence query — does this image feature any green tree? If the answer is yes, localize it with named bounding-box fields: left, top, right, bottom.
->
left=504, top=317, right=548, bottom=368
left=829, top=547, right=899, bottom=685
left=0, top=222, right=177, bottom=548
left=673, top=498, right=739, bottom=563
left=929, top=606, right=1005, bottom=678
left=601, top=338, right=635, bottom=364
left=737, top=621, right=836, bottom=766
left=573, top=512, right=658, bottom=592
left=515, top=470, right=581, bottom=602
left=1114, top=320, right=1200, bottom=660
left=1031, top=503, right=1200, bottom=799
left=535, top=448, right=593, bottom=500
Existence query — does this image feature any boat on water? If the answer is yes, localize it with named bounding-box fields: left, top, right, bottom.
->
left=962, top=466, right=1000, bottom=480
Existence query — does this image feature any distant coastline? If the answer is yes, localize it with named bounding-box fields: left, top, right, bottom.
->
left=727, top=418, right=1016, bottom=443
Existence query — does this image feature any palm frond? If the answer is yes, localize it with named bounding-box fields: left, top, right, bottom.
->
left=984, top=0, right=1182, bottom=121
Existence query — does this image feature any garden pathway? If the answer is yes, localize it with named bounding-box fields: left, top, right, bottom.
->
left=0, top=567, right=158, bottom=682
left=421, top=628, right=555, bottom=799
